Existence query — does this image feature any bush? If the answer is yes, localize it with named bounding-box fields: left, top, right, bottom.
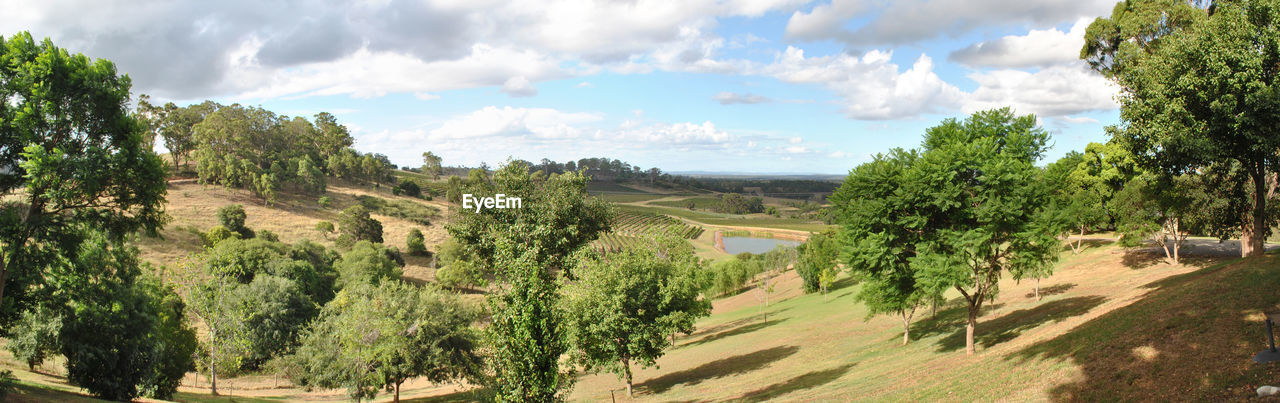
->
left=406, top=228, right=428, bottom=256
left=230, top=275, right=318, bottom=370
left=335, top=233, right=356, bottom=249
left=333, top=241, right=403, bottom=290
left=315, top=221, right=335, bottom=238
left=318, top=196, right=331, bottom=208
left=338, top=205, right=383, bottom=244
left=217, top=204, right=253, bottom=238
left=202, top=225, right=241, bottom=247
left=258, top=229, right=279, bottom=242
left=395, top=179, right=422, bottom=198
left=5, top=305, right=62, bottom=371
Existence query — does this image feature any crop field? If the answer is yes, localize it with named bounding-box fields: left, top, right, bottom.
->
left=617, top=204, right=832, bottom=233
left=594, top=211, right=706, bottom=253
left=649, top=196, right=722, bottom=210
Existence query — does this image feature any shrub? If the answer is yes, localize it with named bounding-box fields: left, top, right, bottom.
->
left=217, top=204, right=253, bottom=238
left=395, top=179, right=422, bottom=198
left=5, top=305, right=62, bottom=371
left=338, top=205, right=383, bottom=244
left=315, top=221, right=335, bottom=238
left=406, top=228, right=428, bottom=256
left=333, top=241, right=403, bottom=290
left=318, top=196, right=331, bottom=208
left=202, top=225, right=241, bottom=247
left=335, top=233, right=356, bottom=249
left=258, top=229, right=279, bottom=242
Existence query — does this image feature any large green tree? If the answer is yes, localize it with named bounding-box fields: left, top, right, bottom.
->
left=841, top=109, right=1060, bottom=355
left=0, top=32, right=168, bottom=328
left=1091, top=0, right=1280, bottom=257
left=447, top=161, right=611, bottom=401
left=292, top=281, right=482, bottom=402
left=830, top=149, right=939, bottom=345
left=566, top=238, right=710, bottom=397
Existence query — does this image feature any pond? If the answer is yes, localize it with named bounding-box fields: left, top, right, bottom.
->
left=721, top=236, right=800, bottom=255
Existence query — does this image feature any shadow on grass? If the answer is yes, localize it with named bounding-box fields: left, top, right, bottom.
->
left=932, top=296, right=1106, bottom=352
left=1121, top=248, right=1166, bottom=270
left=684, top=320, right=779, bottom=348
left=1025, top=282, right=1076, bottom=299
left=910, top=300, right=1005, bottom=342
left=1009, top=257, right=1278, bottom=401
left=734, top=363, right=856, bottom=402
left=403, top=387, right=491, bottom=402
left=636, top=345, right=799, bottom=396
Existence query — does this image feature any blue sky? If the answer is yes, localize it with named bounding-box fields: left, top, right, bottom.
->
left=2, top=0, right=1123, bottom=174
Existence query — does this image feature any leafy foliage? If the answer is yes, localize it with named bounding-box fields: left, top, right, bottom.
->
left=406, top=228, right=428, bottom=256
left=4, top=305, right=61, bottom=371
left=0, top=31, right=168, bottom=328
left=796, top=230, right=838, bottom=294
left=338, top=205, right=384, bottom=244
left=290, top=281, right=482, bottom=402
left=217, top=204, right=252, bottom=238
left=566, top=238, right=711, bottom=397
left=333, top=240, right=404, bottom=290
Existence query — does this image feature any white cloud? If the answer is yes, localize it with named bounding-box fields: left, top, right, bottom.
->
left=714, top=91, right=771, bottom=105
left=789, top=137, right=802, bottom=144
left=785, top=146, right=807, bottom=153
left=428, top=106, right=603, bottom=140
left=963, top=65, right=1118, bottom=117
left=828, top=151, right=850, bottom=158
left=762, top=47, right=964, bottom=120
left=413, top=92, right=441, bottom=101
left=949, top=18, right=1091, bottom=68
left=610, top=121, right=732, bottom=147
left=501, top=76, right=538, bottom=97
left=785, top=0, right=1115, bottom=46
left=576, top=81, right=593, bottom=88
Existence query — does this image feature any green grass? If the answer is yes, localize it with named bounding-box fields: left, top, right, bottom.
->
left=586, top=182, right=647, bottom=194
left=596, top=193, right=668, bottom=203
left=356, top=194, right=439, bottom=226
left=649, top=196, right=722, bottom=210
left=616, top=204, right=831, bottom=232
left=571, top=244, right=1271, bottom=401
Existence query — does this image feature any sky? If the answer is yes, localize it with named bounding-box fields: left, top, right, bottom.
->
left=0, top=0, right=1123, bottom=175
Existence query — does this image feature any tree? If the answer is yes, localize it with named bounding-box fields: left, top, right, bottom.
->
left=1042, top=151, right=1109, bottom=255
left=795, top=230, right=838, bottom=294
left=447, top=161, right=611, bottom=401
left=228, top=275, right=318, bottom=370
left=291, top=281, right=482, bottom=402
left=566, top=239, right=711, bottom=398
left=422, top=151, right=443, bottom=180
left=217, top=204, right=252, bottom=238
left=4, top=305, right=61, bottom=371
left=830, top=149, right=936, bottom=345
left=406, top=228, right=428, bottom=256
left=0, top=32, right=168, bottom=330
left=1113, top=173, right=1207, bottom=264
left=157, top=101, right=219, bottom=170
left=315, top=221, right=335, bottom=239
left=908, top=109, right=1059, bottom=354
left=1098, top=0, right=1280, bottom=257
left=56, top=232, right=197, bottom=400
left=338, top=205, right=384, bottom=244
left=313, top=112, right=354, bottom=162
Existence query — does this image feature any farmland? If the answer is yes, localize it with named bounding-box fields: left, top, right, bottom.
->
left=594, top=211, right=706, bottom=253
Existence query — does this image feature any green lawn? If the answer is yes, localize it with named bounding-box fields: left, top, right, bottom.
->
left=571, top=244, right=1277, bottom=401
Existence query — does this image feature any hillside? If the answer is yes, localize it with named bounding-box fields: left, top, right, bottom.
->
left=7, top=229, right=1280, bottom=401
left=568, top=243, right=1280, bottom=401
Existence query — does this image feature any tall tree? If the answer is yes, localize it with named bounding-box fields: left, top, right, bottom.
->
left=830, top=149, right=936, bottom=345
left=1114, top=0, right=1280, bottom=257
left=291, top=281, right=482, bottom=402
left=0, top=32, right=168, bottom=327
left=422, top=151, right=443, bottom=180
left=906, top=109, right=1059, bottom=354
left=566, top=238, right=711, bottom=397
left=447, top=161, right=611, bottom=401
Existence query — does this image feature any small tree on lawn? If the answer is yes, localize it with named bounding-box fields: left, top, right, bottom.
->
left=566, top=238, right=711, bottom=398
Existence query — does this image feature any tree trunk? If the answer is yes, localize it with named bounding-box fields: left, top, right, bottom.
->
left=0, top=252, right=7, bottom=312
left=210, top=327, right=218, bottom=396
left=1074, top=225, right=1085, bottom=254
left=623, top=357, right=634, bottom=398
left=1244, top=168, right=1268, bottom=257
left=1035, top=277, right=1041, bottom=302
left=901, top=310, right=912, bottom=345
left=394, top=380, right=402, bottom=402
left=1171, top=218, right=1180, bottom=264
left=965, top=302, right=978, bottom=355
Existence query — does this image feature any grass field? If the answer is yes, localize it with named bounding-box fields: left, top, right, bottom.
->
left=649, top=196, right=721, bottom=210
left=570, top=243, right=1280, bottom=401
left=616, top=204, right=831, bottom=233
